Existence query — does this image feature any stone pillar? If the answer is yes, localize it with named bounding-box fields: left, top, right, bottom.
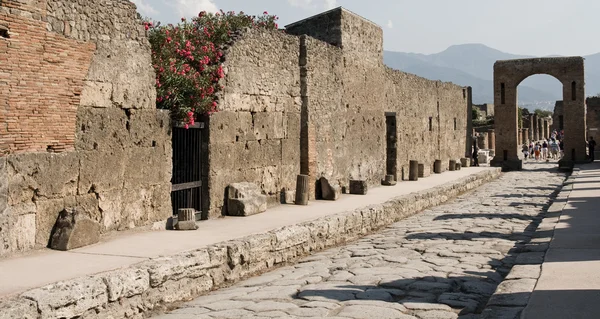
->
left=562, top=75, right=587, bottom=163
left=299, top=35, right=317, bottom=199
left=538, top=118, right=544, bottom=141
left=529, top=114, right=535, bottom=142
left=545, top=120, right=551, bottom=139
left=478, top=132, right=488, bottom=149
left=541, top=119, right=547, bottom=140
left=517, top=129, right=522, bottom=145
left=488, top=129, right=495, bottom=150
left=408, top=160, right=419, bottom=181
left=532, top=114, right=539, bottom=141
left=465, top=87, right=473, bottom=158
left=522, top=128, right=529, bottom=146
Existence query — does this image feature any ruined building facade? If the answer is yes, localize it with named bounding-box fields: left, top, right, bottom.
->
left=0, top=2, right=472, bottom=257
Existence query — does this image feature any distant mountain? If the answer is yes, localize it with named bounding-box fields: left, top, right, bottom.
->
left=384, top=44, right=600, bottom=111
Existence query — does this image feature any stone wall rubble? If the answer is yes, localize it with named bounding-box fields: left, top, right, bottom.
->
left=0, top=168, right=501, bottom=319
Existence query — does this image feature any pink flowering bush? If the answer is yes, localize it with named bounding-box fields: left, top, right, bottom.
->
left=146, top=10, right=279, bottom=127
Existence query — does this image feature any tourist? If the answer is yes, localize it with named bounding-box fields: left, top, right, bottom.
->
left=542, top=140, right=549, bottom=161
left=472, top=140, right=480, bottom=167
left=589, top=137, right=596, bottom=161
left=534, top=143, right=541, bottom=161
left=550, top=140, right=560, bottom=159
left=522, top=144, right=530, bottom=160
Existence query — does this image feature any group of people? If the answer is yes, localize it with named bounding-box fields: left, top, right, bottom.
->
left=523, top=138, right=562, bottom=161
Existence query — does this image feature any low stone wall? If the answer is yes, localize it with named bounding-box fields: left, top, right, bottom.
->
left=0, top=168, right=501, bottom=319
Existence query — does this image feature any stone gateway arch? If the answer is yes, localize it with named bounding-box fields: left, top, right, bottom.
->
left=490, top=57, right=586, bottom=170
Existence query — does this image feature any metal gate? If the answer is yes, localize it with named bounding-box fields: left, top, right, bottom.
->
left=171, top=122, right=204, bottom=220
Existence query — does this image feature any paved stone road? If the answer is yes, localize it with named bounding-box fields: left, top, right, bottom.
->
left=154, top=163, right=565, bottom=319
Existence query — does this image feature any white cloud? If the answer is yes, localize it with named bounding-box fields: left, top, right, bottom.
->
left=324, top=0, right=338, bottom=10
left=386, top=20, right=393, bottom=29
left=130, top=0, right=158, bottom=16
left=288, top=0, right=339, bottom=10
left=173, top=0, right=218, bottom=19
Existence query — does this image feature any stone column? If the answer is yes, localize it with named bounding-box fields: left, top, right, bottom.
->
left=538, top=118, right=544, bottom=141
left=517, top=129, right=522, bottom=145
left=522, top=128, right=529, bottom=145
left=541, top=119, right=547, bottom=140
left=529, top=114, right=535, bottom=142
left=488, top=129, right=495, bottom=150
left=532, top=114, right=539, bottom=141
left=478, top=132, right=488, bottom=149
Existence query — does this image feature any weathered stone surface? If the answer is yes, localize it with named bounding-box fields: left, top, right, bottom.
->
left=227, top=182, right=267, bottom=216
left=505, top=265, right=541, bottom=280
left=320, top=177, right=341, bottom=200
left=349, top=180, right=368, bottom=195
left=102, top=268, right=150, bottom=302
left=21, top=276, right=108, bottom=318
left=49, top=208, right=101, bottom=251
left=0, top=299, right=39, bottom=319
left=487, top=279, right=537, bottom=307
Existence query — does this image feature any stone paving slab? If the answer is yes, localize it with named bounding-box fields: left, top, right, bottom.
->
left=0, top=167, right=501, bottom=318
left=151, top=162, right=565, bottom=319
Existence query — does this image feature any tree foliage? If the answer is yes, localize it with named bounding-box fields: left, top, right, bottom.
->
left=146, top=10, right=279, bottom=126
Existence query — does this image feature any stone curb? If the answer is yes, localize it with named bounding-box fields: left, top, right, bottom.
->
left=480, top=168, right=577, bottom=319
left=0, top=168, right=501, bottom=319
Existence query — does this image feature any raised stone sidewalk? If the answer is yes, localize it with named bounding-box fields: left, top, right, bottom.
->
left=0, top=167, right=499, bottom=319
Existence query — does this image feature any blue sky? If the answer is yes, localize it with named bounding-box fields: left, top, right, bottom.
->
left=132, top=0, right=600, bottom=56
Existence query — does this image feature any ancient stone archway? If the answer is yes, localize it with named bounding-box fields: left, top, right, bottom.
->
left=490, top=57, right=586, bottom=170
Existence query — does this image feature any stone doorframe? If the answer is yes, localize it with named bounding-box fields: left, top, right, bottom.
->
left=490, top=57, right=586, bottom=170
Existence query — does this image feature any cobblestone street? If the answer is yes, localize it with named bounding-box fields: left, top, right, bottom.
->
left=154, top=163, right=565, bottom=319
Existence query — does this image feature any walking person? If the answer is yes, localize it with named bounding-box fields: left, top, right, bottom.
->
left=472, top=140, right=480, bottom=167
left=542, top=140, right=549, bottom=161
left=589, top=137, right=597, bottom=162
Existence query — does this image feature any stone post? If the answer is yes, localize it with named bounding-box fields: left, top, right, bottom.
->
left=487, top=129, right=495, bottom=150
left=449, top=159, right=457, bottom=171
left=532, top=114, right=539, bottom=141
left=294, top=174, right=309, bottom=205
left=433, top=160, right=442, bottom=174
left=408, top=160, right=419, bottom=181
left=541, top=119, right=547, bottom=140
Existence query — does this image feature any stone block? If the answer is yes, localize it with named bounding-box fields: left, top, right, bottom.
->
left=227, top=182, right=267, bottom=216
left=128, top=109, right=171, bottom=148
left=101, top=268, right=150, bottom=302
left=7, top=152, right=79, bottom=204
left=21, top=276, right=108, bottom=318
left=349, top=180, right=368, bottom=195
left=78, top=149, right=127, bottom=194
left=174, top=220, right=198, bottom=231
left=320, top=177, right=341, bottom=200
left=124, top=146, right=171, bottom=189
left=449, top=159, right=457, bottom=171
left=0, top=299, right=38, bottom=319
left=80, top=80, right=113, bottom=108
left=9, top=214, right=36, bottom=252
left=75, top=107, right=130, bottom=151
left=49, top=208, right=101, bottom=251
left=253, top=112, right=285, bottom=140
left=88, top=40, right=155, bottom=109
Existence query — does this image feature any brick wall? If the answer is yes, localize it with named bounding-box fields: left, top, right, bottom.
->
left=0, top=0, right=95, bottom=154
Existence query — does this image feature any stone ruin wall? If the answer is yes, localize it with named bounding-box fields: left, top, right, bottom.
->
left=586, top=97, right=600, bottom=142
left=0, top=0, right=171, bottom=257
left=207, top=8, right=469, bottom=217
left=554, top=97, right=600, bottom=142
